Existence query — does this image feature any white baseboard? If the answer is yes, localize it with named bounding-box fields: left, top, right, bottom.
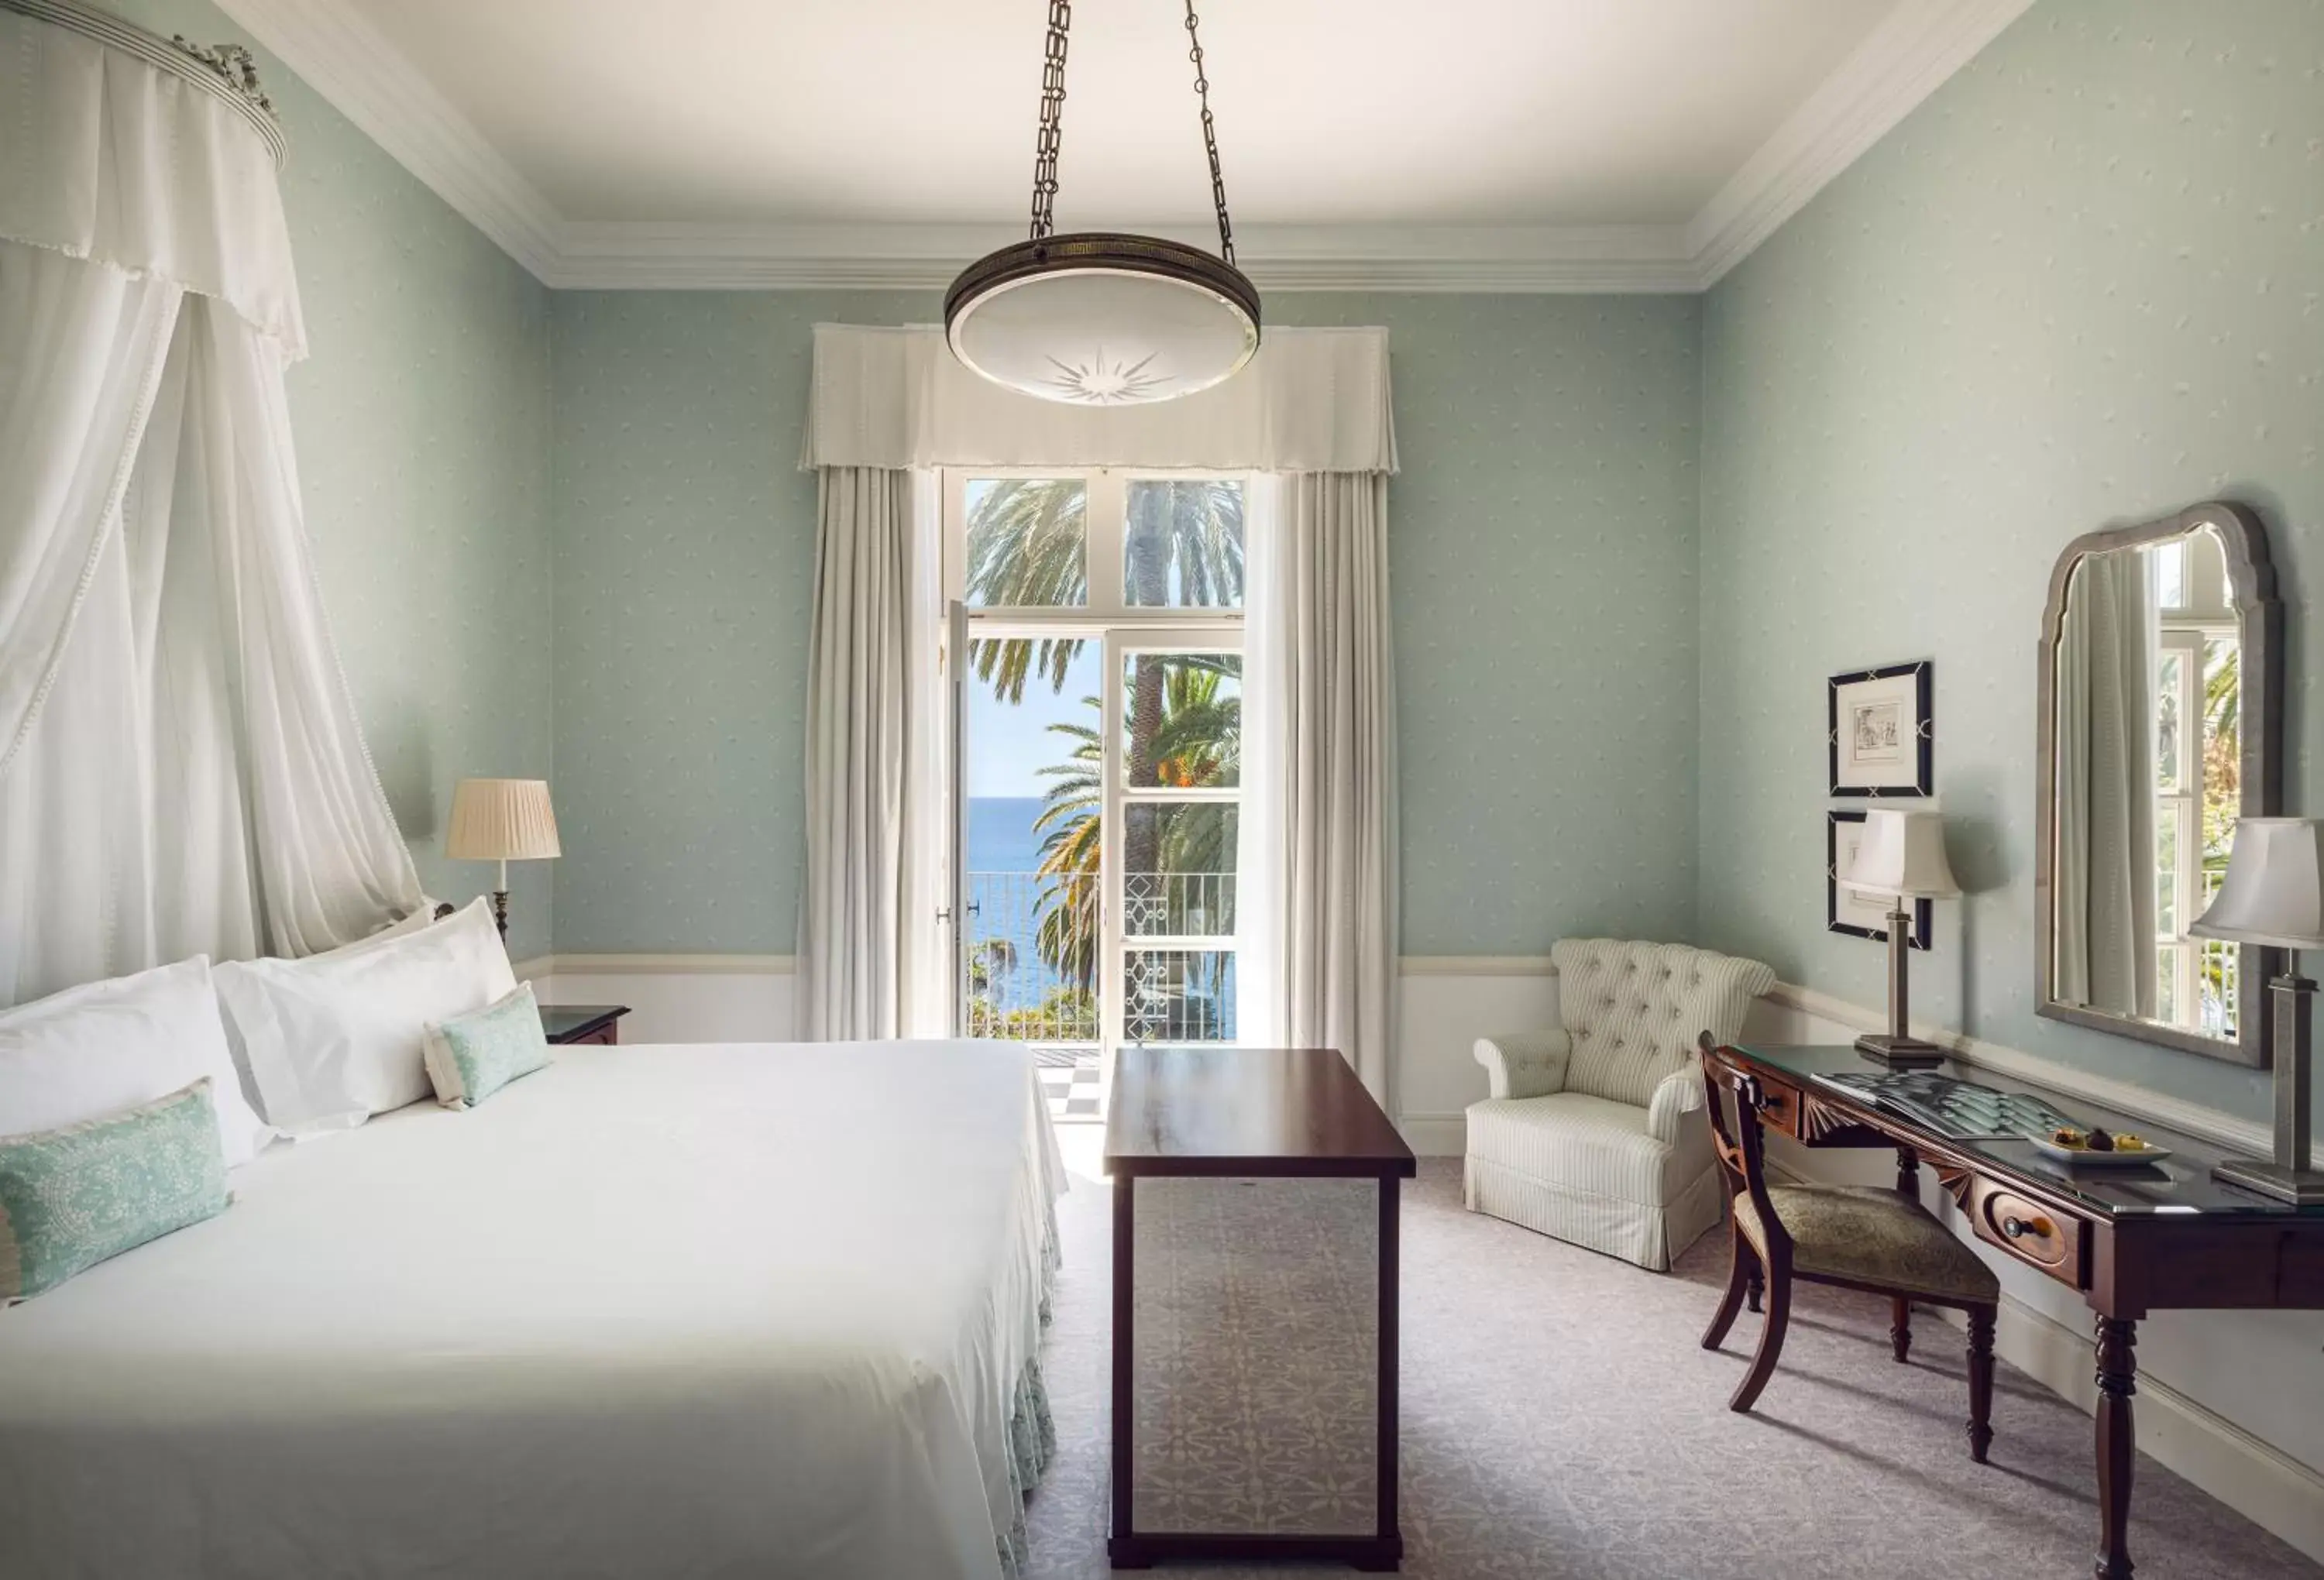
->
left=1396, top=1112, right=1468, bottom=1157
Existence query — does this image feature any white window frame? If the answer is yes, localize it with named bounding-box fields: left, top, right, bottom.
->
left=940, top=467, right=1249, bottom=1066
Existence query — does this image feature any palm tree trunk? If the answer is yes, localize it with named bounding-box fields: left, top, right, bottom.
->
left=1123, top=487, right=1172, bottom=884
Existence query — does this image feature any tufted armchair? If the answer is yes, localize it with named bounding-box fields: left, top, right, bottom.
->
left=1465, top=939, right=1776, bottom=1270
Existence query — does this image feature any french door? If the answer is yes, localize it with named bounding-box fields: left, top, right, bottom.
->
left=941, top=469, right=1246, bottom=1086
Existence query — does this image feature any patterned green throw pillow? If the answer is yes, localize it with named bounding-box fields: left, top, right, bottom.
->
left=0, top=1079, right=232, bottom=1304
left=422, top=981, right=553, bottom=1110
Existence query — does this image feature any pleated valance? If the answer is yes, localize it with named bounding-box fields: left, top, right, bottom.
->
left=0, top=0, right=306, bottom=358
left=800, top=323, right=1398, bottom=475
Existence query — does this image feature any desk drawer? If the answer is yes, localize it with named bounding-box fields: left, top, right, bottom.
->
left=1966, top=1179, right=2085, bottom=1288
left=1753, top=1078, right=1802, bottom=1139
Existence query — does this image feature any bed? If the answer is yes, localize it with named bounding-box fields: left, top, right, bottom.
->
left=0, top=1038, right=1064, bottom=1580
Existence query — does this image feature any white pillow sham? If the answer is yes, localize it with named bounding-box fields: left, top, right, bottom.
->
left=213, top=898, right=518, bottom=1132
left=0, top=957, right=273, bottom=1168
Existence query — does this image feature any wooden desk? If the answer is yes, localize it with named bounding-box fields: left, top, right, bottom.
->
left=1103, top=1046, right=1415, bottom=1571
left=1708, top=1042, right=2324, bottom=1580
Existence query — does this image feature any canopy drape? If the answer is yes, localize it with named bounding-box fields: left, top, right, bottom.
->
left=801, top=324, right=1397, bottom=476
left=0, top=2, right=420, bottom=1005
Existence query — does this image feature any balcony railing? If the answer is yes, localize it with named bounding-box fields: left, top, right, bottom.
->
left=964, top=870, right=1237, bottom=1045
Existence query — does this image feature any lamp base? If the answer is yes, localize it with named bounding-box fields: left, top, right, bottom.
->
left=2211, top=1156, right=2324, bottom=1206
left=489, top=888, right=510, bottom=939
left=1854, top=1033, right=1946, bottom=1069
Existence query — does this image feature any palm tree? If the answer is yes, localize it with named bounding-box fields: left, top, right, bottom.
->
left=1028, top=662, right=1242, bottom=988
left=964, top=477, right=1246, bottom=995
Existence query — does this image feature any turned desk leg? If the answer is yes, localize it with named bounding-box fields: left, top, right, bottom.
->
left=1890, top=1149, right=1922, bottom=1363
left=1745, top=1262, right=1765, bottom=1314
left=2094, top=1315, right=2138, bottom=1580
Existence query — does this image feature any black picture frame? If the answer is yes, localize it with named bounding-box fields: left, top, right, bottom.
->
left=1828, top=660, right=1933, bottom=797
left=1827, top=810, right=1930, bottom=951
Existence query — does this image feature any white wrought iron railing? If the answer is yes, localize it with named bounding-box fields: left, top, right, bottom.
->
left=963, top=870, right=1237, bottom=1045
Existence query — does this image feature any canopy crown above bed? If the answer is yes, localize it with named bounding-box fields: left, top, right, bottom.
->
left=0, top=0, right=421, bottom=1007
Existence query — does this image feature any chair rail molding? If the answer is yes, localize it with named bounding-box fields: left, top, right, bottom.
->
left=212, top=0, right=2030, bottom=294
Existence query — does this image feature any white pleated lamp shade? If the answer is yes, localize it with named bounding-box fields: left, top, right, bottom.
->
left=445, top=779, right=561, bottom=863
left=2189, top=818, right=2324, bottom=950
left=1839, top=809, right=1959, bottom=898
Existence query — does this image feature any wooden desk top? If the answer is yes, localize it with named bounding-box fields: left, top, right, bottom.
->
left=1104, top=1046, right=1417, bottom=1180
left=1728, top=1042, right=2324, bottom=1221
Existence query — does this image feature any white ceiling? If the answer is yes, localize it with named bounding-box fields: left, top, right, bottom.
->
left=349, top=0, right=1879, bottom=228
left=215, top=0, right=2034, bottom=290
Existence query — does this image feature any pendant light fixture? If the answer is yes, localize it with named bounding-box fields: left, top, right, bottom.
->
left=944, top=1, right=1260, bottom=406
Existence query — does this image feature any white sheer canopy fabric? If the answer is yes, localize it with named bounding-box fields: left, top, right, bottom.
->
left=799, top=467, right=946, bottom=1040
left=0, top=5, right=419, bottom=1006
left=1241, top=473, right=1400, bottom=1104
left=800, top=324, right=1397, bottom=476
left=2052, top=551, right=2157, bottom=1018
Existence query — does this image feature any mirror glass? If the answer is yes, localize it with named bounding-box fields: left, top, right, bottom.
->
left=2045, top=522, right=2248, bottom=1049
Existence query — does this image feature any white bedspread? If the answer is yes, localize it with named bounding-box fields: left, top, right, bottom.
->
left=0, top=1039, right=1064, bottom=1580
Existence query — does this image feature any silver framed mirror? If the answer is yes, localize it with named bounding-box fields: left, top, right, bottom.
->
left=2036, top=502, right=2281, bottom=1067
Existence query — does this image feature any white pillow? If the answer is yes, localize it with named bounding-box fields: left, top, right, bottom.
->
left=0, top=957, right=273, bottom=1168
left=214, top=898, right=518, bottom=1132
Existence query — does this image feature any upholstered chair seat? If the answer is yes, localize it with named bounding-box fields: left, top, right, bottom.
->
left=1465, top=939, right=1776, bottom=1269
left=1731, top=1184, right=2000, bottom=1305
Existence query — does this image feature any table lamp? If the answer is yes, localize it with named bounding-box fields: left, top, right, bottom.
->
left=1840, top=808, right=1959, bottom=1067
left=445, top=778, right=560, bottom=939
left=2188, top=817, right=2324, bottom=1204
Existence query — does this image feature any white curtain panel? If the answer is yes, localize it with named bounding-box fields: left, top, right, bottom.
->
left=799, top=466, right=944, bottom=1040
left=0, top=7, right=419, bottom=1005
left=2052, top=551, right=2157, bottom=1017
left=1241, top=472, right=1400, bottom=1104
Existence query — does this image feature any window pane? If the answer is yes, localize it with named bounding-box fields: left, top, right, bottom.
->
left=1123, top=804, right=1237, bottom=936
left=965, top=477, right=1087, bottom=608
left=1123, top=948, right=1237, bottom=1043
left=1124, top=479, right=1244, bottom=608
left=2156, top=812, right=2178, bottom=934
left=1121, top=652, right=1241, bottom=789
left=2155, top=651, right=2182, bottom=790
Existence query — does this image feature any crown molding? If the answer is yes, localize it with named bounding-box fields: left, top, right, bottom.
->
left=1686, top=0, right=2036, bottom=286
left=547, top=220, right=1700, bottom=294
left=211, top=0, right=566, bottom=278
left=210, top=0, right=2030, bottom=294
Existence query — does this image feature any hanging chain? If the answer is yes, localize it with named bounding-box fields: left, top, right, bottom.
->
left=1028, top=0, right=1072, bottom=240
left=1183, top=1, right=1236, bottom=266
left=1023, top=0, right=1239, bottom=266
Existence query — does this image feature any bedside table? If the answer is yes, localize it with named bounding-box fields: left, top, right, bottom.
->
left=540, top=1004, right=631, bottom=1046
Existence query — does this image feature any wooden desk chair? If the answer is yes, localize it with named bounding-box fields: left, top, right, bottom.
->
left=1697, top=1038, right=2002, bottom=1462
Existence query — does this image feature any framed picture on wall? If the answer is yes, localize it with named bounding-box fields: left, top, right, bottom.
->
left=1829, top=661, right=1933, bottom=796
left=1828, top=809, right=1930, bottom=950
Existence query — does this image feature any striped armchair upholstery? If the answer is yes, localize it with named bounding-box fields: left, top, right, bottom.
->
left=1465, top=939, right=1776, bottom=1269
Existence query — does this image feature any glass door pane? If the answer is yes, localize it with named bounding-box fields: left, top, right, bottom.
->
left=961, top=634, right=1102, bottom=1049
left=1123, top=478, right=1246, bottom=608
left=1112, top=644, right=1242, bottom=1053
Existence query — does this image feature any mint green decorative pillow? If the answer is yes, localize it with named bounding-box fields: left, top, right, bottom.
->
left=422, top=982, right=553, bottom=1110
left=0, top=1079, right=231, bottom=1304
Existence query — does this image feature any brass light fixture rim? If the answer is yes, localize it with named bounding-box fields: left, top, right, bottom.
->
left=943, top=232, right=1263, bottom=387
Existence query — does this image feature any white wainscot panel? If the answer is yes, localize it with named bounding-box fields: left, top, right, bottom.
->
left=1394, top=959, right=1559, bottom=1157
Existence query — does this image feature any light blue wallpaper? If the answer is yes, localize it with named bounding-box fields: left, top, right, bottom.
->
left=1697, top=0, right=2324, bottom=1115
left=105, top=0, right=557, bottom=960
left=549, top=293, right=1703, bottom=954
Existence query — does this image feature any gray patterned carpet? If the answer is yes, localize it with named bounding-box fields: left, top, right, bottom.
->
left=1023, top=1157, right=2319, bottom=1579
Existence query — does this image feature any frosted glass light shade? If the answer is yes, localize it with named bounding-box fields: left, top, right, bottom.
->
left=1839, top=809, right=1959, bottom=898
left=945, top=233, right=1260, bottom=406
left=445, top=779, right=560, bottom=862
left=2189, top=818, right=2324, bottom=950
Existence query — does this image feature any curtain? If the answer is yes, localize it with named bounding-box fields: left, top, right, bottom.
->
left=2053, top=551, right=2156, bottom=1017
left=0, top=7, right=420, bottom=1006
left=799, top=466, right=944, bottom=1039
left=1241, top=472, right=1400, bottom=1104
